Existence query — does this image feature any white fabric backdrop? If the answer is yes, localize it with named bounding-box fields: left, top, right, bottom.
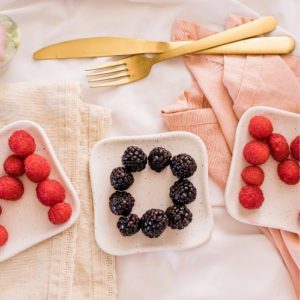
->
left=0, top=0, right=299, bottom=299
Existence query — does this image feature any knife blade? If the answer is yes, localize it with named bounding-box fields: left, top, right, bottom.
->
left=33, top=36, right=295, bottom=60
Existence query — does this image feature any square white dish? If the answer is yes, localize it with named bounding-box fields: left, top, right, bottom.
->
left=0, top=120, right=80, bottom=262
left=225, top=106, right=300, bottom=234
left=90, top=132, right=213, bottom=256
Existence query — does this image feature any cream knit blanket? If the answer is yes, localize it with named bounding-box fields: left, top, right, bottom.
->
left=0, top=82, right=116, bottom=300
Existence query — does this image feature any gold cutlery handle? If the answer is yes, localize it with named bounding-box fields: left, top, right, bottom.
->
left=154, top=16, right=277, bottom=62
left=173, top=36, right=295, bottom=55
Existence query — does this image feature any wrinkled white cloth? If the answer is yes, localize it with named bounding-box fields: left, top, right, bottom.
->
left=0, top=0, right=299, bottom=299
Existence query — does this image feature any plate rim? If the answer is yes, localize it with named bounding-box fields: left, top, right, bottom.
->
left=225, top=106, right=300, bottom=233
left=90, top=131, right=214, bottom=256
left=0, top=120, right=81, bottom=262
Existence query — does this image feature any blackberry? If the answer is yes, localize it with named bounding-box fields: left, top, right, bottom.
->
left=140, top=209, right=168, bottom=238
left=109, top=191, right=135, bottom=216
left=170, top=153, right=197, bottom=179
left=122, top=146, right=147, bottom=172
left=110, top=167, right=134, bottom=190
left=117, top=214, right=140, bottom=236
left=170, top=179, right=197, bottom=205
left=166, top=205, right=193, bottom=229
left=148, top=147, right=172, bottom=172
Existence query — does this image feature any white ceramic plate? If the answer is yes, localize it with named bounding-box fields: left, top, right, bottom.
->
left=90, top=132, right=213, bottom=256
left=225, top=106, right=300, bottom=234
left=0, top=120, right=80, bottom=262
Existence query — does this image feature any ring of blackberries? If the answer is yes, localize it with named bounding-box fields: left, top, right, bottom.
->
left=109, top=146, right=197, bottom=238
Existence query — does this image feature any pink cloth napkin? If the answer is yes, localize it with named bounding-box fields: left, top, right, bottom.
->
left=0, top=26, right=5, bottom=59
left=162, top=15, right=300, bottom=297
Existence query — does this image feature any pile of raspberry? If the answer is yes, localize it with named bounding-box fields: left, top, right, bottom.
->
left=0, top=130, right=72, bottom=247
left=109, top=146, right=197, bottom=238
left=239, top=116, right=299, bottom=215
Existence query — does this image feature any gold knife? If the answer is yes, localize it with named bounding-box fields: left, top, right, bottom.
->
left=33, top=36, right=295, bottom=60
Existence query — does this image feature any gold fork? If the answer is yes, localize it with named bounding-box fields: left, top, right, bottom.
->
left=86, top=16, right=277, bottom=87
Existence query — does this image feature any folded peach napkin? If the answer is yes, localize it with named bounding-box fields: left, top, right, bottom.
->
left=0, top=83, right=116, bottom=300
left=162, top=16, right=300, bottom=297
left=0, top=26, right=4, bottom=58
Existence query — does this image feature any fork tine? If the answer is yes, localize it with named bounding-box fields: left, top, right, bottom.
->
left=88, top=71, right=129, bottom=83
left=85, top=60, right=126, bottom=71
left=86, top=65, right=127, bottom=76
left=89, top=76, right=131, bottom=88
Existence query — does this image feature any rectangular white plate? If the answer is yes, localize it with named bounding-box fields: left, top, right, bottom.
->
left=0, top=120, right=80, bottom=262
left=90, top=132, right=213, bottom=256
left=225, top=106, right=299, bottom=234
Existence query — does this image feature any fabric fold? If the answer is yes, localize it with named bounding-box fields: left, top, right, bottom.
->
left=0, top=82, right=116, bottom=300
left=162, top=15, right=300, bottom=297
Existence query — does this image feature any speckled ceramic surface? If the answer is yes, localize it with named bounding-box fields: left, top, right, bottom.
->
left=90, top=132, right=213, bottom=256
left=225, top=106, right=300, bottom=234
left=0, top=120, right=80, bottom=262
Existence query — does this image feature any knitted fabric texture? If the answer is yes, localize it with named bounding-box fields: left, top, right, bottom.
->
left=0, top=82, right=115, bottom=300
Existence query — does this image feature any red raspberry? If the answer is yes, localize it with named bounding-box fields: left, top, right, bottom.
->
left=0, top=225, right=8, bottom=246
left=290, top=136, right=300, bottom=161
left=48, top=202, right=72, bottom=225
left=24, top=154, right=51, bottom=183
left=243, top=141, right=270, bottom=165
left=8, top=130, right=36, bottom=157
left=277, top=159, right=299, bottom=185
left=241, top=166, right=264, bottom=186
left=267, top=133, right=289, bottom=162
left=248, top=115, right=273, bottom=140
left=3, top=155, right=25, bottom=177
left=0, top=175, right=24, bottom=200
left=36, top=179, right=65, bottom=206
left=239, top=185, right=264, bottom=209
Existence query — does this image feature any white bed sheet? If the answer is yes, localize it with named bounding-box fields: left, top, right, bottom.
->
left=0, top=0, right=299, bottom=299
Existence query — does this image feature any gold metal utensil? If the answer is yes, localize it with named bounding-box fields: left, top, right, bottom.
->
left=86, top=16, right=277, bottom=87
left=196, top=36, right=294, bottom=55
left=33, top=36, right=294, bottom=59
